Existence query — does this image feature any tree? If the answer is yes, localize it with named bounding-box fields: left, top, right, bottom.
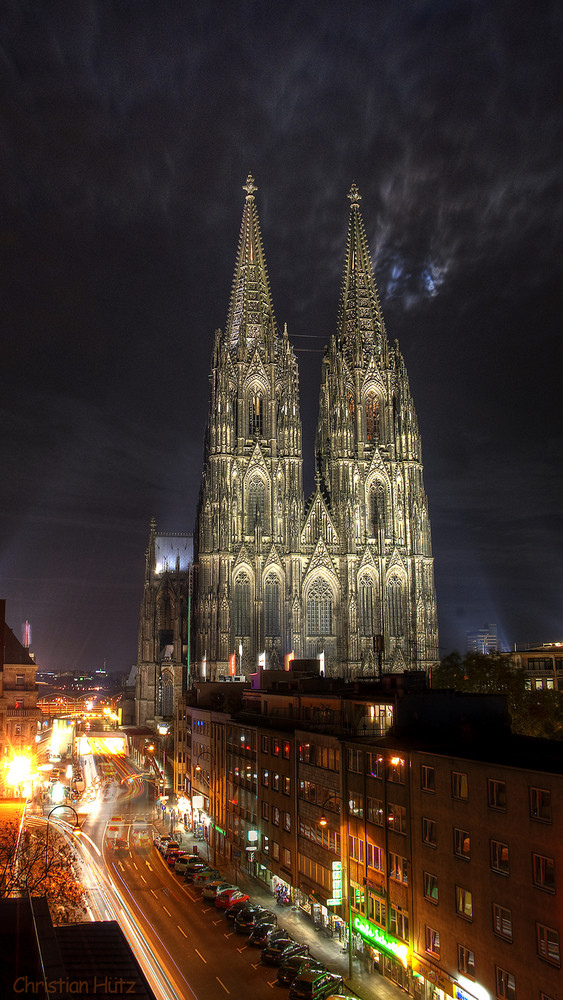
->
left=431, top=651, right=563, bottom=740
left=0, top=819, right=87, bottom=923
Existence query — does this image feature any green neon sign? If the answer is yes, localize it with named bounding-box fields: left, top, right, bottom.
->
left=352, top=914, right=409, bottom=967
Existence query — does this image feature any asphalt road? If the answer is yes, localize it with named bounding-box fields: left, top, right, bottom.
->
left=86, top=753, right=288, bottom=1000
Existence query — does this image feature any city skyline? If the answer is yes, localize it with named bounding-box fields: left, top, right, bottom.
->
left=1, top=2, right=561, bottom=672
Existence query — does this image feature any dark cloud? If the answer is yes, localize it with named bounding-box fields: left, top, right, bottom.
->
left=0, top=0, right=561, bottom=668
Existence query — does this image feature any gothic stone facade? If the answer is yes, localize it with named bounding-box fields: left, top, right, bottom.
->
left=135, top=521, right=193, bottom=727
left=195, top=177, right=438, bottom=680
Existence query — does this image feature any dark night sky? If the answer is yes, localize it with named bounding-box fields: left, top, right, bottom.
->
left=1, top=1, right=562, bottom=672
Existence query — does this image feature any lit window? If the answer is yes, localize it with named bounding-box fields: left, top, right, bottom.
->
left=529, top=787, right=552, bottom=823
left=458, top=944, right=475, bottom=977
left=425, top=926, right=440, bottom=957
left=455, top=885, right=473, bottom=921
left=490, top=840, right=510, bottom=875
left=454, top=828, right=471, bottom=861
left=452, top=771, right=468, bottom=800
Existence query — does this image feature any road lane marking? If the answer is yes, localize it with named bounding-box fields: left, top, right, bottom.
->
left=216, top=978, right=230, bottom=994
left=224, top=931, right=233, bottom=938
left=132, top=861, right=138, bottom=869
left=195, top=949, right=207, bottom=964
left=177, top=925, right=188, bottom=938
left=151, top=889, right=158, bottom=898
left=212, top=918, right=222, bottom=924
left=163, top=906, right=172, bottom=917
left=268, top=981, right=277, bottom=988
left=146, top=861, right=153, bottom=870
left=140, top=875, right=146, bottom=883
left=251, top=962, right=261, bottom=969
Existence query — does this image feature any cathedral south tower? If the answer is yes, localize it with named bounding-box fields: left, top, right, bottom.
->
left=314, top=185, right=438, bottom=673
left=195, top=176, right=304, bottom=677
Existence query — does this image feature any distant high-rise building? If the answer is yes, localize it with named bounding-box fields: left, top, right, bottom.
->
left=194, top=177, right=438, bottom=679
left=467, top=622, right=498, bottom=654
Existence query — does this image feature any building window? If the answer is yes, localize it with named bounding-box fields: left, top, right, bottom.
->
left=452, top=771, right=468, bottom=801
left=495, top=967, right=516, bottom=999
left=388, top=852, right=408, bottom=884
left=348, top=794, right=364, bottom=818
left=454, top=828, right=471, bottom=861
left=272, top=772, right=280, bottom=791
left=421, top=765, right=435, bottom=792
left=370, top=483, right=386, bottom=538
left=367, top=797, right=384, bottom=826
left=234, top=573, right=251, bottom=635
left=283, top=776, right=291, bottom=795
left=425, top=926, right=440, bottom=958
left=366, top=752, right=384, bottom=779
left=272, top=841, right=280, bottom=861
left=283, top=848, right=291, bottom=866
left=423, top=871, right=439, bottom=904
left=272, top=806, right=280, bottom=826
left=488, top=778, right=507, bottom=811
left=536, top=923, right=560, bottom=966
left=387, top=577, right=404, bottom=637
left=366, top=843, right=384, bottom=872
left=249, top=393, right=263, bottom=436
left=264, top=574, right=281, bottom=637
left=347, top=748, right=363, bottom=772
left=389, top=905, right=409, bottom=942
left=247, top=478, right=265, bottom=531
left=349, top=836, right=364, bottom=863
left=261, top=802, right=269, bottom=820
left=533, top=853, right=556, bottom=892
left=359, top=575, right=374, bottom=636
left=458, top=944, right=475, bottom=977
left=455, top=886, right=473, bottom=921
left=387, top=802, right=407, bottom=834
left=261, top=735, right=269, bottom=753
left=307, top=578, right=333, bottom=636
left=282, top=741, right=290, bottom=759
left=283, top=812, right=291, bottom=832
left=490, top=840, right=510, bottom=875
left=262, top=769, right=269, bottom=787
left=422, top=817, right=437, bottom=848
left=529, top=787, right=552, bottom=823
left=365, top=393, right=380, bottom=442
left=272, top=739, right=280, bottom=757
left=493, top=903, right=513, bottom=941
left=368, top=894, right=386, bottom=927
left=387, top=757, right=405, bottom=784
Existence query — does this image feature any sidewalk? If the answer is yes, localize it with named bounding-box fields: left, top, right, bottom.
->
left=153, top=816, right=408, bottom=1000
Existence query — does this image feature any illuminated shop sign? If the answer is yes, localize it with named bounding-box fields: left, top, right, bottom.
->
left=352, top=914, right=409, bottom=967
left=327, top=861, right=343, bottom=906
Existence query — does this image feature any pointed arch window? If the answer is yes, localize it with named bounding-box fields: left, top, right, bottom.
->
left=359, top=575, right=375, bottom=636
left=234, top=573, right=251, bottom=636
left=247, top=478, right=266, bottom=533
left=387, top=576, right=405, bottom=637
left=348, top=393, right=356, bottom=420
left=264, top=572, right=281, bottom=638
left=249, top=393, right=263, bottom=436
left=307, top=577, right=333, bottom=636
left=366, top=393, right=380, bottom=442
left=370, top=483, right=386, bottom=538
left=160, top=673, right=174, bottom=717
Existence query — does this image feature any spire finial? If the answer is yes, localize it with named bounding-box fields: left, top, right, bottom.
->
left=348, top=183, right=361, bottom=206
left=243, top=174, right=258, bottom=198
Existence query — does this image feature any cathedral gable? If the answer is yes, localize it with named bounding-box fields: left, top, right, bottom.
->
left=303, top=536, right=339, bottom=583
left=233, top=544, right=253, bottom=571
left=301, top=490, right=339, bottom=547
left=264, top=544, right=283, bottom=570
left=387, top=548, right=407, bottom=576
left=245, top=443, right=269, bottom=479
left=244, top=349, right=269, bottom=391
left=358, top=546, right=377, bottom=571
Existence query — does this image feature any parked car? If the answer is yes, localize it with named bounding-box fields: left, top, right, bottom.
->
left=288, top=971, right=343, bottom=1000
left=262, top=938, right=306, bottom=965
left=277, top=957, right=326, bottom=987
left=215, top=888, right=250, bottom=909
left=174, top=855, right=200, bottom=874
left=234, top=905, right=276, bottom=934
left=201, top=880, right=238, bottom=901
left=190, top=868, right=221, bottom=885
left=161, top=841, right=181, bottom=858
left=153, top=833, right=172, bottom=850
left=225, top=899, right=254, bottom=922
left=166, top=849, right=189, bottom=866
left=248, top=924, right=287, bottom=948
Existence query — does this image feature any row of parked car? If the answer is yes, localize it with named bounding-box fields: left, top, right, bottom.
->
left=153, top=834, right=352, bottom=1000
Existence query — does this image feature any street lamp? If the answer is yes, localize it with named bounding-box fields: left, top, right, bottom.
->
left=45, top=805, right=80, bottom=870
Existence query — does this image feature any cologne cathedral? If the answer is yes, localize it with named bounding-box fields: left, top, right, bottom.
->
left=194, top=176, right=438, bottom=680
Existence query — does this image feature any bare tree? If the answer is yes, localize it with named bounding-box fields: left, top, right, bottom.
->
left=0, top=819, right=87, bottom=923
